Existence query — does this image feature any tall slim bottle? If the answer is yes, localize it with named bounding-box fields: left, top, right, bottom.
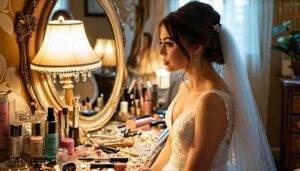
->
left=44, top=107, right=58, bottom=160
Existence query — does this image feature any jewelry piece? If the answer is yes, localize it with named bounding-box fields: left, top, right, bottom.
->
left=213, top=23, right=221, bottom=32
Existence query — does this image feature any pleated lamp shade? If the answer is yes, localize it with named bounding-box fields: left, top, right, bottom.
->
left=94, top=38, right=116, bottom=67
left=30, top=19, right=101, bottom=76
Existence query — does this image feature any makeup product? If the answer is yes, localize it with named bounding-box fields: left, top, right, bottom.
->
left=152, top=84, right=158, bottom=112
left=88, top=134, right=116, bottom=139
left=69, top=97, right=80, bottom=147
left=150, top=120, right=165, bottom=127
left=132, top=114, right=152, bottom=120
left=90, top=163, right=127, bottom=170
left=60, top=138, right=74, bottom=155
left=62, top=162, right=76, bottom=171
left=18, top=112, right=31, bottom=156
left=44, top=107, right=58, bottom=160
left=30, top=122, right=43, bottom=158
left=78, top=157, right=129, bottom=163
left=96, top=94, right=104, bottom=111
left=62, top=107, right=69, bottom=138
left=81, top=100, right=87, bottom=111
left=0, top=91, right=9, bottom=160
left=9, top=123, right=23, bottom=158
left=32, top=109, right=47, bottom=137
left=137, top=124, right=150, bottom=131
left=86, top=97, right=92, bottom=110
left=143, top=95, right=152, bottom=115
left=57, top=110, right=63, bottom=140
left=127, top=79, right=136, bottom=94
left=123, top=130, right=142, bottom=138
left=73, top=97, right=79, bottom=128
left=125, top=117, right=153, bottom=130
left=129, top=100, right=136, bottom=116
left=120, top=101, right=129, bottom=115
left=102, top=140, right=134, bottom=147
left=135, top=99, right=142, bottom=116
left=99, top=145, right=119, bottom=153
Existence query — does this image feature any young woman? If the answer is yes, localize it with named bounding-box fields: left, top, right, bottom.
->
left=140, top=1, right=276, bottom=171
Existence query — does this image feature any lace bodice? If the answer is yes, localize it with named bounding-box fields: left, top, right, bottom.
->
left=163, top=89, right=234, bottom=171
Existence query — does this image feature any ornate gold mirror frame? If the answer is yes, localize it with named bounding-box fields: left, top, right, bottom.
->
left=16, top=0, right=126, bottom=131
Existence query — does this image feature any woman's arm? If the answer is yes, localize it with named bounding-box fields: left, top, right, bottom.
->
left=150, top=135, right=172, bottom=171
left=184, top=93, right=227, bottom=171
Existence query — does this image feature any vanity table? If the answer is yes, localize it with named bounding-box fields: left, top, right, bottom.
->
left=1, top=0, right=165, bottom=170
left=0, top=118, right=166, bottom=170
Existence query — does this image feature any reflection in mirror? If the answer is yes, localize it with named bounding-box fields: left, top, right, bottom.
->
left=50, top=0, right=117, bottom=117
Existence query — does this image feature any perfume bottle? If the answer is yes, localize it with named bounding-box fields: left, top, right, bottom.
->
left=32, top=109, right=47, bottom=137
left=44, top=107, right=58, bottom=160
left=0, top=91, right=9, bottom=161
left=9, top=123, right=23, bottom=158
left=30, top=122, right=43, bottom=159
left=18, top=112, right=32, bottom=156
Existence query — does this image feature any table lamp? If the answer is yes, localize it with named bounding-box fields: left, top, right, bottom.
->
left=30, top=17, right=101, bottom=106
left=94, top=38, right=116, bottom=75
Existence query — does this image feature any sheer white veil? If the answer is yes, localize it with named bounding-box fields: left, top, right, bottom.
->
left=217, top=25, right=276, bottom=171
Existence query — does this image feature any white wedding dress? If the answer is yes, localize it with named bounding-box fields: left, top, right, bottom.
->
left=162, top=87, right=234, bottom=171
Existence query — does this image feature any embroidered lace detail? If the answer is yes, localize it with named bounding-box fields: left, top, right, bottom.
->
left=163, top=89, right=234, bottom=171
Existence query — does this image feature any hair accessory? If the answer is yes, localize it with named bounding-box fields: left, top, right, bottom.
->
left=213, top=23, right=221, bottom=32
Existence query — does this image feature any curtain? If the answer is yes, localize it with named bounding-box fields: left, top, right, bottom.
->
left=168, top=0, right=274, bottom=128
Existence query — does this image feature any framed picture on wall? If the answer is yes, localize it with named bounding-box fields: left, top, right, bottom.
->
left=84, top=0, right=106, bottom=17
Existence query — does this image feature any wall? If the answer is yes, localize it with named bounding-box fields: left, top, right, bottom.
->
left=268, top=0, right=300, bottom=156
left=0, top=0, right=31, bottom=114
left=69, top=0, right=113, bottom=47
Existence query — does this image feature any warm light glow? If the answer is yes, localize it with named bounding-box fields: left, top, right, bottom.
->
left=94, top=38, right=108, bottom=59
left=30, top=20, right=101, bottom=74
left=94, top=38, right=116, bottom=67
left=156, top=68, right=170, bottom=89
left=58, top=16, right=64, bottom=22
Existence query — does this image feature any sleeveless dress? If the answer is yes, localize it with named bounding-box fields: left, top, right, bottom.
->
left=162, top=89, right=234, bottom=171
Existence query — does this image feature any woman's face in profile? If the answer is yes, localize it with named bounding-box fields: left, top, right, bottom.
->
left=159, top=25, right=189, bottom=72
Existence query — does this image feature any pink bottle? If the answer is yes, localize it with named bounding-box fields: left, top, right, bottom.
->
left=30, top=122, right=43, bottom=158
left=60, top=138, right=74, bottom=155
left=0, top=92, right=9, bottom=154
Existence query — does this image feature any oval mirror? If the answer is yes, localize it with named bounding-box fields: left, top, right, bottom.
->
left=50, top=0, right=116, bottom=118
left=16, top=0, right=126, bottom=132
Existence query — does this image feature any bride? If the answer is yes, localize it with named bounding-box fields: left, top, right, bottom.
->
left=139, top=1, right=276, bottom=171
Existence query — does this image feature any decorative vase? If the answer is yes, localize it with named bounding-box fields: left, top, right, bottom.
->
left=292, top=61, right=300, bottom=78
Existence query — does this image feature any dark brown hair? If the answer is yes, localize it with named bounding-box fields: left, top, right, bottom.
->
left=159, top=1, right=224, bottom=66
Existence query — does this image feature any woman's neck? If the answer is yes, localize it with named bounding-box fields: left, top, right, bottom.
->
left=185, top=60, right=221, bottom=92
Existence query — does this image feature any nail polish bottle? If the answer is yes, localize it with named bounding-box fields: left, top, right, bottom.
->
left=44, top=107, right=58, bottom=160
left=30, top=122, right=43, bottom=159
left=9, top=123, right=23, bottom=158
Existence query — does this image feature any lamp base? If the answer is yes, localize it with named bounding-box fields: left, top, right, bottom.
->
left=63, top=74, right=74, bottom=106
